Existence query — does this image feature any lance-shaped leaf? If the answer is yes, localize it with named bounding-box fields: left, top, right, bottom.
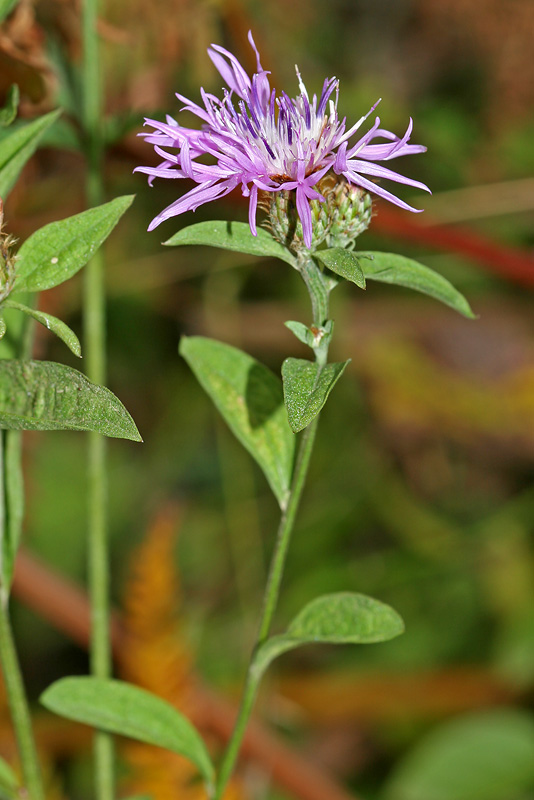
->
left=41, top=678, right=214, bottom=792
left=3, top=300, right=81, bottom=357
left=14, top=195, right=135, bottom=292
left=0, top=85, right=19, bottom=128
left=284, top=320, right=314, bottom=348
left=0, top=360, right=141, bottom=440
left=254, top=592, right=404, bottom=677
left=314, top=247, right=366, bottom=289
left=0, top=755, right=19, bottom=800
left=180, top=336, right=295, bottom=508
left=382, top=709, right=534, bottom=800
left=358, top=251, right=475, bottom=318
left=164, top=220, right=296, bottom=268
left=0, top=109, right=61, bottom=199
left=282, top=357, right=349, bottom=433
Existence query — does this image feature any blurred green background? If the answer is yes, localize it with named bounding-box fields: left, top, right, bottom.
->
left=2, top=0, right=534, bottom=798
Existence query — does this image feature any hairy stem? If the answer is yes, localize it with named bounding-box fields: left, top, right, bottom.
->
left=81, top=0, right=113, bottom=797
left=214, top=255, right=329, bottom=799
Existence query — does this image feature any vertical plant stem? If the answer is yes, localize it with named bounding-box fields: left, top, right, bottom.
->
left=214, top=256, right=330, bottom=799
left=81, top=0, right=113, bottom=797
left=0, top=432, right=44, bottom=800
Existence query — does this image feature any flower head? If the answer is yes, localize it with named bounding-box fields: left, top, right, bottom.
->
left=136, top=33, right=430, bottom=249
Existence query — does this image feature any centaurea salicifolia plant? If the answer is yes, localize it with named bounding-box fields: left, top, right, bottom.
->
left=44, top=32, right=473, bottom=800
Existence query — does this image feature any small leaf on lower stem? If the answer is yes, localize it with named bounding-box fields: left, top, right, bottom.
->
left=284, top=320, right=314, bottom=348
left=40, top=678, right=215, bottom=791
left=281, top=357, right=349, bottom=433
left=254, top=592, right=404, bottom=676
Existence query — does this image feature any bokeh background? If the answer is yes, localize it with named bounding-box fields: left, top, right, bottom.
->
left=2, top=0, right=534, bottom=798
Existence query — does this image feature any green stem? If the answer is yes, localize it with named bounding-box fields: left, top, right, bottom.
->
left=0, top=434, right=44, bottom=800
left=214, top=255, right=329, bottom=799
left=81, top=0, right=113, bottom=797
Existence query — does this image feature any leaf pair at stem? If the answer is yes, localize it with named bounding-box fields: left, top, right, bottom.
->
left=41, top=592, right=404, bottom=798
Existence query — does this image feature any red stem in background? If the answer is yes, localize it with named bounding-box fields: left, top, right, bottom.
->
left=373, top=205, right=534, bottom=287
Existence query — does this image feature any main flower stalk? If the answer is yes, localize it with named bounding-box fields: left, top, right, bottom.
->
left=214, top=254, right=330, bottom=800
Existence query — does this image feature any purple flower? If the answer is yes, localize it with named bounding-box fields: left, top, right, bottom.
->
left=136, top=33, right=430, bottom=248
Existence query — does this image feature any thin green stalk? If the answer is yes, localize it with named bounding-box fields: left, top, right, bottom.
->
left=81, top=0, right=113, bottom=797
left=215, top=414, right=319, bottom=799
left=214, top=255, right=330, bottom=799
left=0, top=433, right=44, bottom=800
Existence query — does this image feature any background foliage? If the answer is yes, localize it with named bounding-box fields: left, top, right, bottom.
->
left=2, top=0, right=534, bottom=798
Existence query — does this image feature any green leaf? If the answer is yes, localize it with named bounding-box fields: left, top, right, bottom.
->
left=0, top=755, right=18, bottom=800
left=314, top=248, right=366, bottom=289
left=284, top=320, right=314, bottom=348
left=0, top=318, right=5, bottom=339
left=0, top=109, right=61, bottom=199
left=180, top=336, right=295, bottom=509
left=0, top=85, right=19, bottom=128
left=382, top=709, right=534, bottom=800
left=164, top=220, right=296, bottom=268
left=255, top=592, right=404, bottom=675
left=281, top=357, right=349, bottom=433
left=0, top=0, right=17, bottom=23
left=14, top=195, right=135, bottom=292
left=0, top=360, right=141, bottom=440
left=41, top=678, right=214, bottom=792
left=358, top=251, right=475, bottom=318
left=3, top=300, right=81, bottom=357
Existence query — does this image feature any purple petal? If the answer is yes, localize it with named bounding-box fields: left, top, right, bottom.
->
left=346, top=159, right=431, bottom=193
left=296, top=186, right=313, bottom=248
left=248, top=183, right=259, bottom=235
left=208, top=44, right=251, bottom=99
left=343, top=172, right=426, bottom=213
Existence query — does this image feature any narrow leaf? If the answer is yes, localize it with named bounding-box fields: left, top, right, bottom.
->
left=0, top=755, right=18, bottom=800
left=0, top=318, right=5, bottom=339
left=382, top=709, right=534, bottom=800
left=282, top=357, right=349, bottom=433
left=3, top=300, right=81, bottom=357
left=0, top=85, right=19, bottom=128
left=41, top=678, right=214, bottom=791
left=314, top=248, right=366, bottom=289
left=255, top=592, right=404, bottom=675
left=0, top=109, right=61, bottom=199
left=284, top=320, right=314, bottom=348
left=359, top=251, right=475, bottom=318
left=164, top=220, right=296, bottom=268
left=0, top=360, right=141, bottom=440
left=14, top=195, right=135, bottom=292
left=180, top=336, right=295, bottom=508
